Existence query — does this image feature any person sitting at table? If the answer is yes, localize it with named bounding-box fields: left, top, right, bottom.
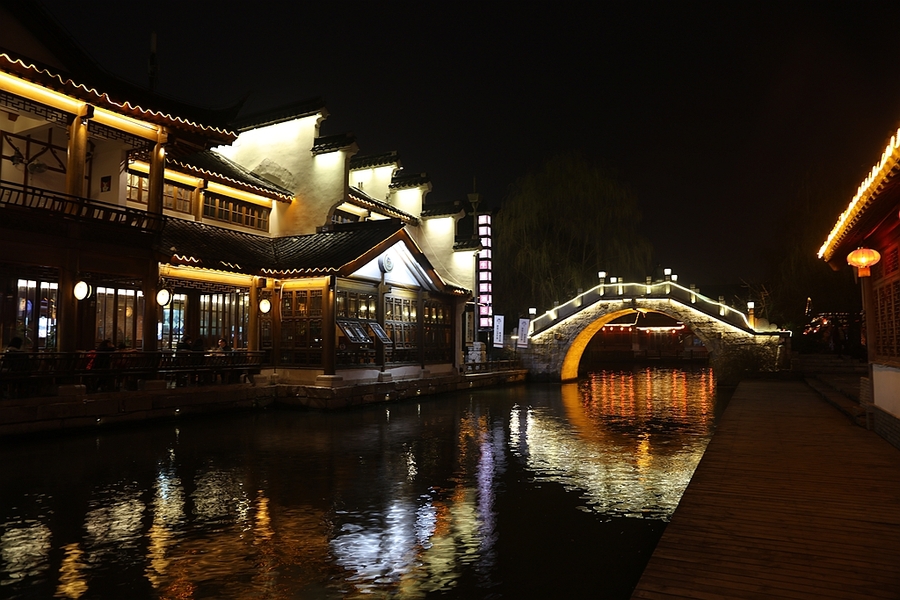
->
left=215, top=338, right=232, bottom=352
left=5, top=336, right=23, bottom=353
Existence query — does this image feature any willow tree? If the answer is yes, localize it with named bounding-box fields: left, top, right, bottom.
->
left=494, top=152, right=652, bottom=318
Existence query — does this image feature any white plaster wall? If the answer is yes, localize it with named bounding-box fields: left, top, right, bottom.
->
left=89, top=139, right=127, bottom=205
left=389, top=187, right=424, bottom=216
left=350, top=164, right=396, bottom=199
left=215, top=114, right=348, bottom=237
left=352, top=241, right=420, bottom=288
left=873, top=363, right=900, bottom=418
left=407, top=216, right=475, bottom=291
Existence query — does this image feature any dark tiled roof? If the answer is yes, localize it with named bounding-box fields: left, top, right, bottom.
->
left=349, top=151, right=400, bottom=170
left=311, top=133, right=357, bottom=155
left=171, top=151, right=294, bottom=200
left=272, top=220, right=404, bottom=275
left=389, top=170, right=430, bottom=189
left=421, top=200, right=463, bottom=218
left=347, top=187, right=418, bottom=225
left=229, top=97, right=327, bottom=132
left=0, top=2, right=240, bottom=143
left=453, top=238, right=482, bottom=251
left=158, top=218, right=405, bottom=277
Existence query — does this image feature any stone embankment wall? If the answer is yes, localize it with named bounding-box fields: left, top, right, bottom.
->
left=0, top=370, right=527, bottom=437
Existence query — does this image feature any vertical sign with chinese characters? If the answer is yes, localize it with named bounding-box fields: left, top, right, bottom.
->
left=517, top=318, right=530, bottom=348
left=493, top=315, right=504, bottom=348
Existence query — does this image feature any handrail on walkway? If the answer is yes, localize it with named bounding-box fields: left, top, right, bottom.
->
left=0, top=350, right=265, bottom=399
left=461, top=360, right=522, bottom=374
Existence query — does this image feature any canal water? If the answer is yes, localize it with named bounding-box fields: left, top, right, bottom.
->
left=1, top=366, right=726, bottom=599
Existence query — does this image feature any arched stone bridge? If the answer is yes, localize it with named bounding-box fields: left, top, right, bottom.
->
left=521, top=281, right=790, bottom=384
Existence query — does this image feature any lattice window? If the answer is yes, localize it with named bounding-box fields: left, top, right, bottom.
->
left=874, top=278, right=900, bottom=358
left=279, top=289, right=323, bottom=366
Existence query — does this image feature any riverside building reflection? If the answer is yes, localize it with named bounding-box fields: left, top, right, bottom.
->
left=0, top=366, right=723, bottom=599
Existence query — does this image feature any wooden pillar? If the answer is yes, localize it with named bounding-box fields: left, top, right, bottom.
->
left=862, top=275, right=877, bottom=363
left=65, top=106, right=92, bottom=197
left=142, top=261, right=159, bottom=351
left=248, top=279, right=259, bottom=351
left=322, top=277, right=336, bottom=376
left=147, top=136, right=166, bottom=216
left=417, top=290, right=425, bottom=369
left=376, top=281, right=388, bottom=368
left=57, top=255, right=77, bottom=352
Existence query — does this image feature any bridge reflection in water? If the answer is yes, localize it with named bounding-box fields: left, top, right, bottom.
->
left=0, top=366, right=723, bottom=599
left=513, top=367, right=717, bottom=519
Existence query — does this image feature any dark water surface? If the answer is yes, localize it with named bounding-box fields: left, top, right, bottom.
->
left=1, top=366, right=725, bottom=599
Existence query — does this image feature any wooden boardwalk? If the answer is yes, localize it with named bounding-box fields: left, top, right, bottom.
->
left=632, top=379, right=900, bottom=600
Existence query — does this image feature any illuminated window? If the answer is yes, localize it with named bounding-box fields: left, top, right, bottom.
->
left=480, top=237, right=491, bottom=247
left=163, top=182, right=193, bottom=213
left=479, top=294, right=492, bottom=305
left=481, top=249, right=491, bottom=259
left=479, top=283, right=491, bottom=293
left=479, top=260, right=491, bottom=270
left=478, top=215, right=491, bottom=225
left=479, top=305, right=491, bottom=316
left=203, top=193, right=270, bottom=232
left=479, top=271, right=491, bottom=281
left=480, top=317, right=492, bottom=327
left=126, top=172, right=149, bottom=203
left=479, top=226, right=491, bottom=236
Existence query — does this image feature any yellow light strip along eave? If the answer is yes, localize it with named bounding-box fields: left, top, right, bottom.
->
left=0, top=53, right=236, bottom=138
left=0, top=69, right=162, bottom=141
left=159, top=264, right=255, bottom=287
left=128, top=160, right=204, bottom=188
left=818, top=130, right=900, bottom=261
left=206, top=182, right=274, bottom=208
left=171, top=160, right=293, bottom=202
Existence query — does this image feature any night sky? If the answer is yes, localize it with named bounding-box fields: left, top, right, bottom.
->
left=33, top=1, right=900, bottom=286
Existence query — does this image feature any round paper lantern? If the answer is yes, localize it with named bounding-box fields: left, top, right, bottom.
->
left=847, top=247, right=881, bottom=277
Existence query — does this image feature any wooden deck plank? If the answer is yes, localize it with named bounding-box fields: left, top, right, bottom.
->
left=631, top=380, right=900, bottom=599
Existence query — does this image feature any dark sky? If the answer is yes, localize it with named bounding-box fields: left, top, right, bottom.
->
left=34, top=1, right=900, bottom=286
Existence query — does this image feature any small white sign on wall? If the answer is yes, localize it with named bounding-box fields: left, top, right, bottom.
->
left=493, top=315, right=504, bottom=348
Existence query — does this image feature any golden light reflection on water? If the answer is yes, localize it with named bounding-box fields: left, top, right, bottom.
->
left=1, top=370, right=713, bottom=598
left=55, top=543, right=87, bottom=599
left=513, top=367, right=718, bottom=519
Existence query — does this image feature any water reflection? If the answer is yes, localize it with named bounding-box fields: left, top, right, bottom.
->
left=0, top=366, right=721, bottom=598
left=513, top=367, right=716, bottom=518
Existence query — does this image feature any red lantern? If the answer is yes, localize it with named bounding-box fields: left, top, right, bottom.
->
left=847, top=247, right=881, bottom=277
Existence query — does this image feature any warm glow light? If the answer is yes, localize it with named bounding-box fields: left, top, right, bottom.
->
left=128, top=161, right=203, bottom=187
left=206, top=182, right=274, bottom=207
left=0, top=53, right=235, bottom=138
left=73, top=280, right=91, bottom=300
left=259, top=298, right=272, bottom=314
left=847, top=247, right=881, bottom=277
left=156, top=289, right=172, bottom=306
left=819, top=128, right=900, bottom=260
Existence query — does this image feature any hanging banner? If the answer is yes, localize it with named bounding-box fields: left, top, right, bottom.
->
left=465, top=310, right=475, bottom=343
left=517, top=318, right=530, bottom=348
left=493, top=315, right=504, bottom=348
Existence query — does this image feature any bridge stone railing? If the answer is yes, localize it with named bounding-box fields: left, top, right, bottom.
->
left=531, top=281, right=752, bottom=336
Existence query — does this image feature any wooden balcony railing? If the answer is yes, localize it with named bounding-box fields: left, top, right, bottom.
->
left=0, top=180, right=162, bottom=233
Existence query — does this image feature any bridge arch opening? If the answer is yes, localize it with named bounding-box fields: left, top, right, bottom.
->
left=559, top=308, right=711, bottom=381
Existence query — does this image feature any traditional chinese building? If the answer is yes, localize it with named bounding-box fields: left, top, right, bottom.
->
left=0, top=1, right=479, bottom=387
left=819, top=126, right=900, bottom=447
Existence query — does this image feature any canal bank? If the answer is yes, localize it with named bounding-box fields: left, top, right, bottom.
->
left=631, top=379, right=900, bottom=599
left=0, top=368, right=527, bottom=437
